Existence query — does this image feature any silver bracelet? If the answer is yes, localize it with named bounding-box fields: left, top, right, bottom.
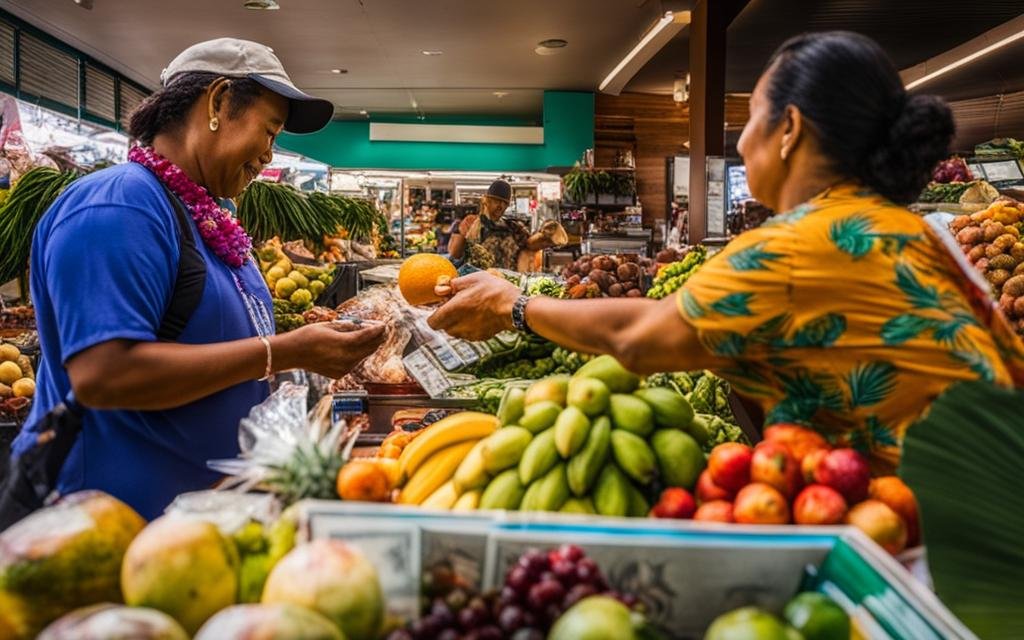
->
left=258, top=336, right=273, bottom=381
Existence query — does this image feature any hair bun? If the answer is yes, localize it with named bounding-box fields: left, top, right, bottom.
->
left=862, top=94, right=955, bottom=204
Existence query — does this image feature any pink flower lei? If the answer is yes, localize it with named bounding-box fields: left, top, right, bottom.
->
left=128, top=146, right=253, bottom=268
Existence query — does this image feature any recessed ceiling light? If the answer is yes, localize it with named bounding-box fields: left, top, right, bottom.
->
left=243, top=0, right=280, bottom=9
left=536, top=39, right=568, bottom=55
left=493, top=91, right=509, bottom=98
left=421, top=50, right=444, bottom=56
left=359, top=110, right=368, bottom=115
left=331, top=68, right=347, bottom=74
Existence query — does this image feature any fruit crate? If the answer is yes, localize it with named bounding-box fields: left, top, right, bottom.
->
left=292, top=501, right=975, bottom=640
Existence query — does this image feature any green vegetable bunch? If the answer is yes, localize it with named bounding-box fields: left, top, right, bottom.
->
left=0, top=167, right=79, bottom=286
left=527, top=277, right=567, bottom=298
left=646, top=246, right=708, bottom=299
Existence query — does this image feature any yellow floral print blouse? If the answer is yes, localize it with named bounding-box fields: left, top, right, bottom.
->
left=679, top=183, right=1024, bottom=471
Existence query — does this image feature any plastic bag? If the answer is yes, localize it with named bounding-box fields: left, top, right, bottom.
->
left=207, top=382, right=357, bottom=494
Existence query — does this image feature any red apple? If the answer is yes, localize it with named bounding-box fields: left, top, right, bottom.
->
left=733, top=483, right=790, bottom=525
left=696, top=469, right=734, bottom=503
left=801, top=448, right=829, bottom=485
left=650, top=487, right=696, bottom=519
left=708, top=443, right=753, bottom=493
left=793, top=484, right=848, bottom=525
left=694, top=500, right=734, bottom=523
left=750, top=441, right=802, bottom=498
left=846, top=500, right=908, bottom=555
left=815, top=448, right=871, bottom=503
left=763, top=423, right=829, bottom=462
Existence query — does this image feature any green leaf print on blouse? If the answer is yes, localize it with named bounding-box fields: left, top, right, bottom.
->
left=765, top=370, right=846, bottom=424
left=701, top=331, right=748, bottom=357
left=895, top=263, right=941, bottom=309
left=710, top=292, right=755, bottom=317
left=681, top=289, right=706, bottom=319
left=728, top=242, right=785, bottom=271
left=951, top=349, right=997, bottom=383
left=782, top=313, right=847, bottom=349
left=849, top=416, right=899, bottom=456
left=846, top=362, right=898, bottom=407
left=881, top=314, right=939, bottom=345
left=829, top=214, right=920, bottom=259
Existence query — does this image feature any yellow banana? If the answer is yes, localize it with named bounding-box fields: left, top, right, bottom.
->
left=399, top=440, right=478, bottom=505
left=452, top=489, right=482, bottom=511
left=453, top=440, right=491, bottom=494
left=421, top=480, right=460, bottom=510
left=398, top=412, right=498, bottom=481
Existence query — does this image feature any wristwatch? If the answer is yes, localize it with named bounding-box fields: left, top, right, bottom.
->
left=511, top=295, right=534, bottom=334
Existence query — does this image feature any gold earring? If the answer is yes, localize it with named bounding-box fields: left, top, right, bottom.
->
left=209, top=117, right=220, bottom=132
left=780, top=147, right=788, bottom=161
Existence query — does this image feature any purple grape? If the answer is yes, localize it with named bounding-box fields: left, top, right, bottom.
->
left=551, top=558, right=577, bottom=585
left=544, top=603, right=564, bottom=625
left=519, top=549, right=549, bottom=577
left=499, top=585, right=519, bottom=605
left=477, top=626, right=503, bottom=640
left=619, top=593, right=639, bottom=608
left=430, top=600, right=455, bottom=626
left=563, top=582, right=598, bottom=609
left=506, top=565, right=532, bottom=596
left=385, top=630, right=414, bottom=640
left=558, top=544, right=586, bottom=562
left=498, top=605, right=527, bottom=632
left=511, top=630, right=545, bottom=640
left=575, top=557, right=600, bottom=584
left=528, top=579, right=566, bottom=610
left=522, top=610, right=539, bottom=629
left=437, top=630, right=459, bottom=640
left=413, top=614, right=444, bottom=637
left=458, top=605, right=488, bottom=630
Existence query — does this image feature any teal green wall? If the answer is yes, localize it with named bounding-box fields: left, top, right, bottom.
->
left=276, top=91, right=594, bottom=172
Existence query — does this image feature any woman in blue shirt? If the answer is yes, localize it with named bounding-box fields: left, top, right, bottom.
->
left=13, top=38, right=384, bottom=520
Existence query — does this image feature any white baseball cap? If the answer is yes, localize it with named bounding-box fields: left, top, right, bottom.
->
left=161, top=37, right=333, bottom=134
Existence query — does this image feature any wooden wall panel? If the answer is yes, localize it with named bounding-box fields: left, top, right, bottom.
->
left=594, top=92, right=750, bottom=227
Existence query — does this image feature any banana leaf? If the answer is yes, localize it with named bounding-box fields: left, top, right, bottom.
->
left=900, top=381, right=1024, bottom=640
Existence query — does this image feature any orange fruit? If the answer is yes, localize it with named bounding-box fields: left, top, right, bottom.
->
left=869, top=476, right=921, bottom=546
left=398, top=254, right=458, bottom=306
left=336, top=460, right=391, bottom=502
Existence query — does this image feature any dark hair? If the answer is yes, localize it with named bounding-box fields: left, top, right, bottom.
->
left=765, top=31, right=955, bottom=204
left=127, top=72, right=264, bottom=145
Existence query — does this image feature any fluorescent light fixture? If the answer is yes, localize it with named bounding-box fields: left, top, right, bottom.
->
left=903, top=15, right=1024, bottom=90
left=243, top=0, right=280, bottom=9
left=599, top=11, right=690, bottom=95
left=421, top=50, right=444, bottom=56
left=493, top=91, right=509, bottom=98
left=331, top=68, right=347, bottom=74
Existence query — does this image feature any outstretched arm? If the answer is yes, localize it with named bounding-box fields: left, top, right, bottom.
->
left=428, top=272, right=722, bottom=374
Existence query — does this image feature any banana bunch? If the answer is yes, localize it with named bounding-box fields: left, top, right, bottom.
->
left=396, top=412, right=499, bottom=507
left=440, top=355, right=710, bottom=517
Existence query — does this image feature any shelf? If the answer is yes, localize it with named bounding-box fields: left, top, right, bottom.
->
left=562, top=202, right=637, bottom=210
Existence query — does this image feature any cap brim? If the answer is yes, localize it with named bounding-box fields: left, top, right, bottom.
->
left=249, top=74, right=334, bottom=134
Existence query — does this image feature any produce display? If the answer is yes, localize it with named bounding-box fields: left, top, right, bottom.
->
left=387, top=544, right=652, bottom=640
left=0, top=167, right=78, bottom=286
left=643, top=370, right=745, bottom=452
left=646, top=246, right=708, bottom=300
left=562, top=165, right=636, bottom=204
left=918, top=180, right=976, bottom=203
left=974, top=137, right=1024, bottom=160
left=0, top=339, right=35, bottom=421
left=0, top=490, right=385, bottom=640
left=0, top=306, right=35, bottom=332
left=560, top=253, right=655, bottom=298
left=706, top=592, right=849, bottom=640
left=931, top=156, right=974, bottom=184
left=400, top=356, right=714, bottom=517
left=948, top=198, right=1024, bottom=335
left=648, top=424, right=921, bottom=554
left=256, top=237, right=336, bottom=332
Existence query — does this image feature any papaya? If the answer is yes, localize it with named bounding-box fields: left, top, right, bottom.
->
left=195, top=603, right=342, bottom=640
left=37, top=604, right=188, bottom=640
left=0, top=491, right=146, bottom=639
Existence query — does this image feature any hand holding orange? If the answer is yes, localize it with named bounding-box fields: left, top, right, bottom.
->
left=398, top=253, right=458, bottom=306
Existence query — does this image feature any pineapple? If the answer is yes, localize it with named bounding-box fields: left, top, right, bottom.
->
left=263, top=440, right=344, bottom=504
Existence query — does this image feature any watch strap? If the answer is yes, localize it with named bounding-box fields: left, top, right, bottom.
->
left=512, top=295, right=534, bottom=333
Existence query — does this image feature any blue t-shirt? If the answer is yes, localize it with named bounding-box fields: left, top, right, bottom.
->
left=12, top=163, right=272, bottom=520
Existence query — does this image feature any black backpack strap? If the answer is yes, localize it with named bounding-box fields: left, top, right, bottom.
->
left=156, top=187, right=207, bottom=341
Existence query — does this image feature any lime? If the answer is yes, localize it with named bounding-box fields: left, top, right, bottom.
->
left=784, top=592, right=849, bottom=640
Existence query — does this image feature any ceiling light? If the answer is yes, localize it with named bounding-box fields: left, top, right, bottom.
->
left=331, top=68, right=347, bottom=74
left=421, top=50, right=444, bottom=56
left=244, top=0, right=280, bottom=9
left=72, top=0, right=94, bottom=9
left=359, top=110, right=368, bottom=115
left=493, top=91, right=509, bottom=98
left=599, top=11, right=690, bottom=95
left=535, top=39, right=568, bottom=56
left=904, top=26, right=1024, bottom=90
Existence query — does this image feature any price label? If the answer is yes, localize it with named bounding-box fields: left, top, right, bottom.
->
left=403, top=349, right=457, bottom=398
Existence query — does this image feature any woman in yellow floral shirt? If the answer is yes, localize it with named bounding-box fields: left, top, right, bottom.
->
left=428, top=32, right=1024, bottom=472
